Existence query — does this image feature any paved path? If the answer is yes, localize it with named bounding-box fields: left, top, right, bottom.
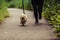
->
left=0, top=8, right=56, bottom=40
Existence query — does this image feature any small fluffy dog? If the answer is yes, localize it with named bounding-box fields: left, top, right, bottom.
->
left=20, top=13, right=27, bottom=26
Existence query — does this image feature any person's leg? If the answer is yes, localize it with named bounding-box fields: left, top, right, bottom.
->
left=37, top=0, right=43, bottom=19
left=31, top=0, right=38, bottom=23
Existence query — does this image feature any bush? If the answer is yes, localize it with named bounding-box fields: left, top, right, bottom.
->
left=6, top=0, right=32, bottom=10
left=0, top=16, right=4, bottom=24
left=0, top=0, right=9, bottom=23
left=42, top=0, right=60, bottom=37
left=53, top=27, right=60, bottom=33
left=0, top=9, right=9, bottom=23
left=56, top=33, right=60, bottom=37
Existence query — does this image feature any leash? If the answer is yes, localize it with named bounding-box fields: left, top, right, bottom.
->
left=22, top=0, right=25, bottom=14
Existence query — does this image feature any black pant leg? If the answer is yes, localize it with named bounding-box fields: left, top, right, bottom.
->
left=31, top=0, right=38, bottom=22
left=38, top=0, right=43, bottom=19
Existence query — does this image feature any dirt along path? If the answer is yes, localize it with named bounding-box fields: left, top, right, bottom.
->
left=0, top=8, right=56, bottom=40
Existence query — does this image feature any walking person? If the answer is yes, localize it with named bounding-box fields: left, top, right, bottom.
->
left=31, top=0, right=44, bottom=24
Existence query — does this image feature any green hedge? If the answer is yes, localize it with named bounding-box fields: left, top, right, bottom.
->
left=42, top=0, right=60, bottom=38
left=6, top=0, right=32, bottom=10
left=0, top=0, right=9, bottom=23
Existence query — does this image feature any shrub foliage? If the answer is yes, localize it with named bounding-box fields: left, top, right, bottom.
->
left=0, top=0, right=9, bottom=23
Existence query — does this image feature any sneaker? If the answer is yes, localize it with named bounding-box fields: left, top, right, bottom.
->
left=35, top=21, right=39, bottom=24
left=39, top=16, right=42, bottom=19
left=39, top=17, right=41, bottom=19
